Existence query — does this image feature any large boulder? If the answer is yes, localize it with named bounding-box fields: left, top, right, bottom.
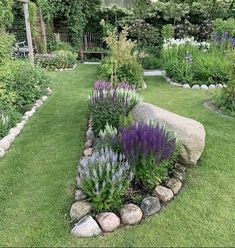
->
left=131, top=102, right=206, bottom=165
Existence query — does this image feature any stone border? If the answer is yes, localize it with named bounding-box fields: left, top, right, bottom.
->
left=0, top=87, right=53, bottom=158
left=143, top=70, right=227, bottom=89
left=51, top=64, right=77, bottom=72
left=204, top=100, right=235, bottom=120
left=70, top=116, right=187, bottom=238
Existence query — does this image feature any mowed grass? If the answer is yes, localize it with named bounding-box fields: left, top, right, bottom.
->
left=0, top=65, right=234, bottom=247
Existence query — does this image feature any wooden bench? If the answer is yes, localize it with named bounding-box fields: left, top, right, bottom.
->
left=79, top=49, right=107, bottom=63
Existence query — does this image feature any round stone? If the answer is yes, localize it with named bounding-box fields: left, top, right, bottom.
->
left=71, top=215, right=101, bottom=237
left=46, top=87, right=52, bottom=95
left=41, top=95, right=48, bottom=102
left=153, top=185, right=174, bottom=203
left=0, top=137, right=11, bottom=151
left=192, top=84, right=200, bottom=89
left=9, top=127, right=21, bottom=137
left=120, top=203, right=143, bottom=225
left=201, top=85, right=209, bottom=89
left=96, top=212, right=120, bottom=232
left=166, top=178, right=182, bottom=195
left=183, top=84, right=190, bottom=89
left=86, top=128, right=94, bottom=140
left=216, top=84, right=223, bottom=88
left=84, top=148, right=93, bottom=157
left=0, top=147, right=5, bottom=158
left=24, top=111, right=34, bottom=118
left=70, top=201, right=92, bottom=222
left=140, top=197, right=161, bottom=216
left=84, top=140, right=93, bottom=149
left=75, top=189, right=86, bottom=201
left=209, top=84, right=216, bottom=89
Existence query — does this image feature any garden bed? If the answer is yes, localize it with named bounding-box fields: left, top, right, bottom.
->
left=69, top=80, right=206, bottom=238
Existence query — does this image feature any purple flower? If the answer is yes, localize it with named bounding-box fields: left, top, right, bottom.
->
left=119, top=123, right=176, bottom=164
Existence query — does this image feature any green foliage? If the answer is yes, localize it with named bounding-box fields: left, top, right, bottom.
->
left=0, top=60, right=50, bottom=137
left=98, top=29, right=144, bottom=87
left=213, top=18, right=235, bottom=37
left=88, top=88, right=141, bottom=135
left=35, top=50, right=77, bottom=70
left=0, top=0, right=13, bottom=29
left=139, top=55, right=161, bottom=69
left=49, top=41, right=74, bottom=52
left=213, top=83, right=235, bottom=115
left=78, top=147, right=133, bottom=212
left=161, top=39, right=231, bottom=85
left=162, top=24, right=174, bottom=40
left=0, top=32, right=15, bottom=65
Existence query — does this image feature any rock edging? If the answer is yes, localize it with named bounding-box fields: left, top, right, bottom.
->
left=0, top=87, right=53, bottom=158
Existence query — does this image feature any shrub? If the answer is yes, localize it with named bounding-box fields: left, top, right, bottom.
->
left=35, top=50, right=77, bottom=70
left=77, top=147, right=133, bottom=212
left=0, top=32, right=15, bottom=64
left=0, top=60, right=50, bottom=137
left=49, top=40, right=74, bottom=52
left=213, top=83, right=235, bottom=115
left=161, top=37, right=231, bottom=85
left=98, top=29, right=144, bottom=88
left=0, top=61, right=50, bottom=113
left=88, top=85, right=141, bottom=135
left=119, top=122, right=177, bottom=186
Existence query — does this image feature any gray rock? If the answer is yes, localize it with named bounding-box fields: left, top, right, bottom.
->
left=216, top=84, right=223, bottom=88
left=84, top=140, right=93, bottom=149
left=131, top=102, right=206, bottom=165
left=120, top=203, right=143, bottom=225
left=153, top=185, right=174, bottom=203
left=172, top=83, right=183, bottom=87
left=172, top=163, right=186, bottom=181
left=46, top=87, right=52, bottom=95
left=24, top=111, right=34, bottom=118
left=166, top=178, right=182, bottom=195
left=70, top=201, right=92, bottom=222
left=183, top=84, right=190, bottom=89
left=71, top=215, right=101, bottom=237
left=6, top=133, right=16, bottom=143
left=22, top=115, right=29, bottom=122
left=86, top=128, right=94, bottom=140
left=0, top=147, right=5, bottom=158
left=140, top=197, right=161, bottom=216
left=84, top=148, right=93, bottom=157
left=0, top=137, right=11, bottom=151
left=75, top=189, right=86, bottom=201
left=9, top=127, right=21, bottom=137
left=192, top=84, right=200, bottom=89
left=35, top=99, right=43, bottom=107
left=209, top=84, right=216, bottom=89
left=41, top=95, right=48, bottom=102
left=201, top=85, right=208, bottom=89
left=16, top=121, right=26, bottom=131
left=96, top=212, right=120, bottom=232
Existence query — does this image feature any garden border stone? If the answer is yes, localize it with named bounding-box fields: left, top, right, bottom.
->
left=0, top=87, right=53, bottom=159
left=143, top=70, right=227, bottom=89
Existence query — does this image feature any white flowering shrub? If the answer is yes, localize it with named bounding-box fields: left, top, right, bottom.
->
left=78, top=147, right=134, bottom=212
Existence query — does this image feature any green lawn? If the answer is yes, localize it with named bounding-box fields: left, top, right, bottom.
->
left=0, top=65, right=234, bottom=247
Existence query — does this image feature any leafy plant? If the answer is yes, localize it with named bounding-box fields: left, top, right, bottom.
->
left=213, top=83, right=235, bottom=115
left=35, top=50, right=77, bottom=70
left=98, top=29, right=144, bottom=87
left=88, top=85, right=141, bottom=135
left=78, top=147, right=133, bottom=212
left=119, top=122, right=177, bottom=186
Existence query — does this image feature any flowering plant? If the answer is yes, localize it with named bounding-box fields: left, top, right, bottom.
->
left=119, top=122, right=178, bottom=186
left=78, top=147, right=133, bottom=211
left=88, top=85, right=142, bottom=134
